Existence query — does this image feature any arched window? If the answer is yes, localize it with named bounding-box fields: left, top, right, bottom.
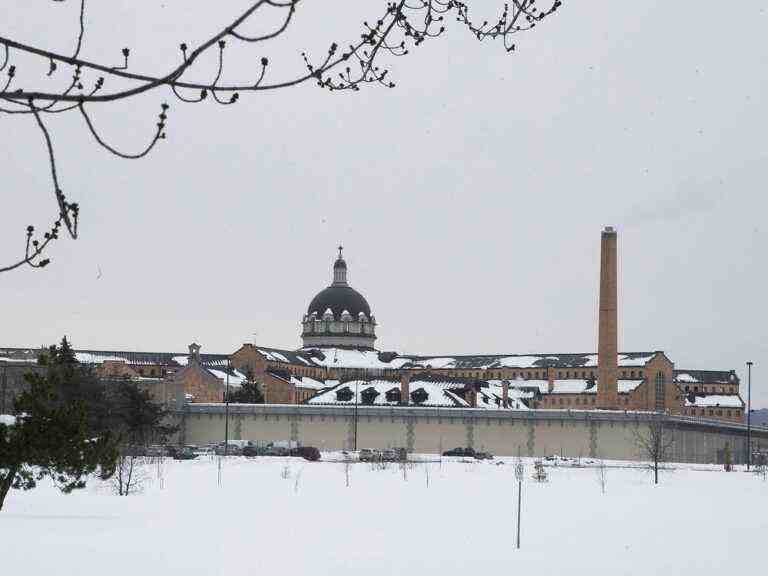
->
left=654, top=371, right=665, bottom=412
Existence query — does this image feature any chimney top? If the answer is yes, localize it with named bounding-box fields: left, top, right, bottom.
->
left=603, top=226, right=616, bottom=234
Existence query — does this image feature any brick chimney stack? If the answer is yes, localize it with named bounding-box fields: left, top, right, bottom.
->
left=400, top=373, right=410, bottom=405
left=502, top=381, right=509, bottom=408
left=597, top=227, right=619, bottom=409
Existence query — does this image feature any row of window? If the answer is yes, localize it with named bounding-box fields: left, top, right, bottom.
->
left=539, top=396, right=632, bottom=407
left=464, top=369, right=645, bottom=381
left=683, top=408, right=739, bottom=418
left=303, top=321, right=375, bottom=334
left=683, top=385, right=738, bottom=394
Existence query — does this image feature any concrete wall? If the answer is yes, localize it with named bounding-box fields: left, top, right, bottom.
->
left=179, top=405, right=768, bottom=465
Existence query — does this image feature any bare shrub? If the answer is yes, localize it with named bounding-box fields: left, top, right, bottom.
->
left=113, top=454, right=152, bottom=496
left=633, top=416, right=674, bottom=485
left=596, top=459, right=607, bottom=494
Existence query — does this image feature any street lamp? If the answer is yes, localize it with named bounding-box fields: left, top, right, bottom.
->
left=353, top=379, right=359, bottom=451
left=747, top=361, right=753, bottom=470
left=223, top=357, right=231, bottom=457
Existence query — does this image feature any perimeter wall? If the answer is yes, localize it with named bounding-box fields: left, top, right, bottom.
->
left=178, top=404, right=768, bottom=464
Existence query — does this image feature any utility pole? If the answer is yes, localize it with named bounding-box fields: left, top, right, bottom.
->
left=353, top=379, right=359, bottom=451
left=514, top=459, right=524, bottom=549
left=747, top=361, right=753, bottom=470
left=1, top=364, right=7, bottom=415
left=224, top=357, right=231, bottom=457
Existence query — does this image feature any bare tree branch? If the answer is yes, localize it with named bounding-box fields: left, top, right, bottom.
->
left=0, top=0, right=563, bottom=272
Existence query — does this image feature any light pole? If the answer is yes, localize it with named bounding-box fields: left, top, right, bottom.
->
left=747, top=361, right=753, bottom=470
left=224, top=357, right=231, bottom=457
left=353, top=379, right=359, bottom=451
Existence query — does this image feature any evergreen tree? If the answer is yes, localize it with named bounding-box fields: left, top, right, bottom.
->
left=226, top=369, right=264, bottom=404
left=0, top=371, right=117, bottom=511
left=0, top=338, right=125, bottom=510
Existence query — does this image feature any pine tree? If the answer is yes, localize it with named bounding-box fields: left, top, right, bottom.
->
left=0, top=371, right=117, bottom=511
left=0, top=338, right=120, bottom=511
left=226, top=369, right=264, bottom=404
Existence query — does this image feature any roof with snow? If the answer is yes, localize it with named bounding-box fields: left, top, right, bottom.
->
left=0, top=347, right=246, bottom=381
left=685, top=395, right=743, bottom=408
left=485, top=378, right=643, bottom=395
left=306, top=378, right=532, bottom=410
left=674, top=370, right=738, bottom=384
left=252, top=347, right=661, bottom=371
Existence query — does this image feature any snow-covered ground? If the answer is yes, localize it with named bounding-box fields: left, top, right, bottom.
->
left=1, top=455, right=765, bottom=575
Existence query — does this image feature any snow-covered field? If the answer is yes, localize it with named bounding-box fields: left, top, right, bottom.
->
left=1, top=455, right=765, bottom=575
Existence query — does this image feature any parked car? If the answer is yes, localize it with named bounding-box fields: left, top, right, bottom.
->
left=173, top=446, right=199, bottom=460
left=145, top=445, right=168, bottom=458
left=291, top=446, right=321, bottom=461
left=474, top=451, right=493, bottom=460
left=359, top=448, right=379, bottom=462
left=214, top=441, right=244, bottom=456
left=442, top=447, right=476, bottom=457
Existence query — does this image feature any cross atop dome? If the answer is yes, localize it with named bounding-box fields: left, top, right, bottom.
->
left=337, top=244, right=343, bottom=259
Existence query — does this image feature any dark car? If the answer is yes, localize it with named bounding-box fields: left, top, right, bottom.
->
left=242, top=444, right=260, bottom=457
left=291, top=446, right=321, bottom=461
left=173, top=447, right=199, bottom=460
left=474, top=451, right=493, bottom=460
left=442, top=447, right=476, bottom=457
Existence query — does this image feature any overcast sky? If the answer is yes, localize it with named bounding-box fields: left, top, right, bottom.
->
left=2, top=1, right=766, bottom=406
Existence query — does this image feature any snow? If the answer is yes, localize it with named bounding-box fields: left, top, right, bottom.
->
left=308, top=380, right=535, bottom=409
left=302, top=348, right=411, bottom=369
left=172, top=355, right=188, bottom=366
left=290, top=375, right=326, bottom=390
left=75, top=352, right=130, bottom=365
left=0, top=457, right=764, bottom=575
left=270, top=351, right=289, bottom=363
left=292, top=350, right=659, bottom=371
left=551, top=379, right=596, bottom=394
left=0, top=414, right=16, bottom=426
left=685, top=395, right=743, bottom=408
left=0, top=356, right=37, bottom=364
left=208, top=369, right=246, bottom=387
left=618, top=379, right=643, bottom=393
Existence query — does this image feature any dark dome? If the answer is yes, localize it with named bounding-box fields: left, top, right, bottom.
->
left=308, top=285, right=371, bottom=320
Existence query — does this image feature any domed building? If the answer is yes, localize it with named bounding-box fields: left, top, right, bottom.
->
left=301, top=247, right=377, bottom=349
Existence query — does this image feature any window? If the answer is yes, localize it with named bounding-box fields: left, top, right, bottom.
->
left=630, top=370, right=635, bottom=378
left=654, top=372, right=665, bottom=412
left=566, top=371, right=570, bottom=378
